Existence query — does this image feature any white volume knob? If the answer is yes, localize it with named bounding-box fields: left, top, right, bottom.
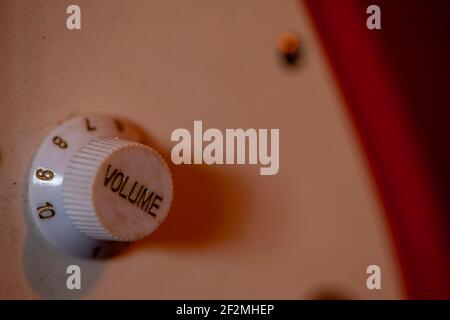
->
left=27, top=115, right=173, bottom=257
left=63, top=137, right=173, bottom=242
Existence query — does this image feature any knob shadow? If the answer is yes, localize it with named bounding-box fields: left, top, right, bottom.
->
left=126, top=134, right=249, bottom=252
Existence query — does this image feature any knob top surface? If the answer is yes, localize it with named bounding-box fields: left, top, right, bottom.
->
left=63, top=137, right=173, bottom=242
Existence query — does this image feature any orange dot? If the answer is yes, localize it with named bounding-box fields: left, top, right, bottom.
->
left=277, top=32, right=300, bottom=55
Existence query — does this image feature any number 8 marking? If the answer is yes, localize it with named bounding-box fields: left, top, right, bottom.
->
left=36, top=168, right=54, bottom=181
left=53, top=136, right=68, bottom=149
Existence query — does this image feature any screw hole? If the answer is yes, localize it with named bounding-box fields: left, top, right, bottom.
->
left=277, top=32, right=302, bottom=67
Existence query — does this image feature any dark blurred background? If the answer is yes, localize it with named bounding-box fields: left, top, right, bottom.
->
left=306, top=0, right=450, bottom=299
left=377, top=0, right=450, bottom=220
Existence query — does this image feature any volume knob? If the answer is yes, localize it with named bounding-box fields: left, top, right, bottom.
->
left=63, top=137, right=173, bottom=242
